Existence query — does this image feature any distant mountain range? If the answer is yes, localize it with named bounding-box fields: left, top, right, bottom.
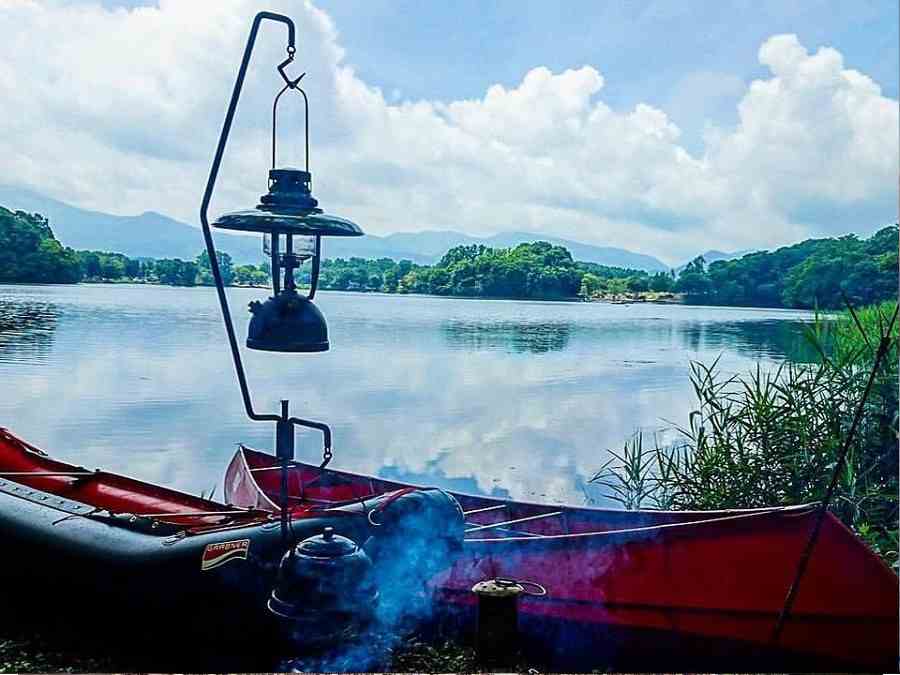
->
left=0, top=185, right=263, bottom=263
left=675, top=249, right=755, bottom=272
left=328, top=229, right=672, bottom=271
left=0, top=185, right=743, bottom=272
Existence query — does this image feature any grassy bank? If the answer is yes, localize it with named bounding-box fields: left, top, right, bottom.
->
left=0, top=622, right=478, bottom=673
left=592, top=300, right=899, bottom=568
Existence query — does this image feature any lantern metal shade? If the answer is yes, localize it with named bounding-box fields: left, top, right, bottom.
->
left=213, top=209, right=363, bottom=237
left=212, top=167, right=363, bottom=237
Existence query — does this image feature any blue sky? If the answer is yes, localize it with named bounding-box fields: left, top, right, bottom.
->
left=318, top=0, right=898, bottom=151
left=2, top=1, right=897, bottom=261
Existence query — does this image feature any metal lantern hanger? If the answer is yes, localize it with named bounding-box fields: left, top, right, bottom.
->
left=211, top=23, right=362, bottom=353
left=198, top=11, right=363, bottom=552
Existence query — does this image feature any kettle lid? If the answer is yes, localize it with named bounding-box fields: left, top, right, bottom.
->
left=295, top=526, right=358, bottom=558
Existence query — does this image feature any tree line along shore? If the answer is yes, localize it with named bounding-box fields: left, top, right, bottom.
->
left=1, top=205, right=896, bottom=310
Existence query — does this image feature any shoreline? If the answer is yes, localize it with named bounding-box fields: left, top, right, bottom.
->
left=0, top=281, right=830, bottom=312
left=582, top=291, right=685, bottom=304
left=79, top=279, right=271, bottom=289
left=74, top=282, right=687, bottom=305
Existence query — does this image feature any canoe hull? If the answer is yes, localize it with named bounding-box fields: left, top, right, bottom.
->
left=227, top=446, right=900, bottom=671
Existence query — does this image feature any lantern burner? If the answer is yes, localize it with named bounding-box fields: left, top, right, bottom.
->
left=247, top=291, right=329, bottom=353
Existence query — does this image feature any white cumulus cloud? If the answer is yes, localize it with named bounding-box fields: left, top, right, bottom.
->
left=0, top=1, right=895, bottom=263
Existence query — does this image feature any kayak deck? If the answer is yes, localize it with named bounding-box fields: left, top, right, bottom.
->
left=0, top=428, right=271, bottom=532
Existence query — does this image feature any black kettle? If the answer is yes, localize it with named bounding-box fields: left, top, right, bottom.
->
left=268, top=527, right=377, bottom=647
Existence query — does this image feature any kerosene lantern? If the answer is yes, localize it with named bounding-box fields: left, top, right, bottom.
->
left=198, top=11, right=363, bottom=561
left=214, top=164, right=362, bottom=352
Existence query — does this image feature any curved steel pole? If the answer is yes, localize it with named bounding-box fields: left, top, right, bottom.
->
left=199, top=11, right=295, bottom=423
left=199, top=11, right=337, bottom=552
left=198, top=11, right=333, bottom=453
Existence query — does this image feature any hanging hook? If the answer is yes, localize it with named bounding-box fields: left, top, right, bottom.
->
left=277, top=48, right=305, bottom=90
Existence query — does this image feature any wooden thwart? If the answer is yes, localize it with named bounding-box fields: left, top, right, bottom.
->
left=465, top=510, right=563, bottom=534
left=463, top=503, right=507, bottom=516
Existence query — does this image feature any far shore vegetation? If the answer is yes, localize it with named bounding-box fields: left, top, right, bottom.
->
left=1, top=205, right=897, bottom=311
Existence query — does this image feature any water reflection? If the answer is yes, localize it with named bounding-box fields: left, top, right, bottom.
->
left=679, top=319, right=820, bottom=364
left=443, top=320, right=573, bottom=353
left=0, top=299, right=59, bottom=363
left=0, top=285, right=817, bottom=505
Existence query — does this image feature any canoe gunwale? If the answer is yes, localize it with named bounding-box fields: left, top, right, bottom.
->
left=234, top=445, right=821, bottom=518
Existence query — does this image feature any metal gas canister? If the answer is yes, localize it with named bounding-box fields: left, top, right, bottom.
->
left=471, top=577, right=546, bottom=668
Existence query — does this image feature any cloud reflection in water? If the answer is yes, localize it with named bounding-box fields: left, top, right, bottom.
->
left=0, top=285, right=815, bottom=505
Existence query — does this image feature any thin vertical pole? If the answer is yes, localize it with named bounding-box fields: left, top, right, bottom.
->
left=277, top=399, right=294, bottom=551
left=271, top=233, right=281, bottom=295
left=284, top=234, right=295, bottom=290
left=771, top=321, right=896, bottom=643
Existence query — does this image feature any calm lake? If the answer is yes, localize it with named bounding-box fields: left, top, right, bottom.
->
left=0, top=284, right=816, bottom=505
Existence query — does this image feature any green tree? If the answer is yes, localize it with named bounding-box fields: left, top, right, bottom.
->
left=778, top=230, right=898, bottom=309
left=674, top=255, right=711, bottom=298
left=76, top=251, right=139, bottom=281
left=99, top=254, right=126, bottom=280
left=196, top=250, right=234, bottom=286
left=233, top=264, right=269, bottom=286
left=80, top=252, right=102, bottom=278
left=139, top=259, right=155, bottom=280
left=0, top=208, right=81, bottom=283
left=627, top=276, right=649, bottom=293
left=125, top=257, right=141, bottom=278
left=648, top=271, right=674, bottom=292
left=155, top=259, right=197, bottom=286
left=382, top=268, right=399, bottom=292
left=685, top=226, right=898, bottom=309
left=579, top=273, right=603, bottom=299
left=606, top=277, right=629, bottom=295
left=437, top=245, right=487, bottom=268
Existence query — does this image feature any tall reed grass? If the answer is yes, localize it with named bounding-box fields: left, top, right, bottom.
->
left=592, top=300, right=898, bottom=567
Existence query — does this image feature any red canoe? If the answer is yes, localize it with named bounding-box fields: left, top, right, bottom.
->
left=226, top=445, right=899, bottom=671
